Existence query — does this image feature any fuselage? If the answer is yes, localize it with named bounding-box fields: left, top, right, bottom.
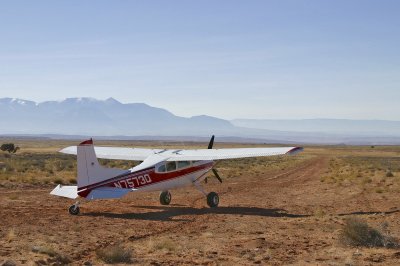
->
left=77, top=160, right=214, bottom=197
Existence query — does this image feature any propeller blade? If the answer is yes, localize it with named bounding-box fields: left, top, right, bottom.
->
left=212, top=168, right=222, bottom=183
left=208, top=135, right=215, bottom=149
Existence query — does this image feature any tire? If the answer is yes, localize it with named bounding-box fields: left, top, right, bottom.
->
left=69, top=205, right=80, bottom=215
left=160, top=191, right=171, bottom=205
left=207, top=192, right=219, bottom=208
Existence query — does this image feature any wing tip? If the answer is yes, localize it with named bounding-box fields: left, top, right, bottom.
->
left=286, top=147, right=303, bottom=155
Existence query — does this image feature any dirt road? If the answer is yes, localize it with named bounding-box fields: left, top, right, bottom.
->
left=1, top=156, right=400, bottom=265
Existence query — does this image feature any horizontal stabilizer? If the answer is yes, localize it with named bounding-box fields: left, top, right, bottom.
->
left=50, top=185, right=78, bottom=199
left=86, top=187, right=133, bottom=200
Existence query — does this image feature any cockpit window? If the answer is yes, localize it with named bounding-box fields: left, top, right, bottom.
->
left=157, top=164, right=166, bottom=173
left=166, top=161, right=176, bottom=172
left=156, top=161, right=192, bottom=173
left=177, top=161, right=191, bottom=169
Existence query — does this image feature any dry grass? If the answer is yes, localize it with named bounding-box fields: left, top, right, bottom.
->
left=0, top=152, right=137, bottom=185
left=8, top=194, right=19, bottom=200
left=320, top=155, right=400, bottom=192
left=0, top=138, right=398, bottom=191
left=313, top=207, right=326, bottom=218
left=31, top=244, right=72, bottom=264
left=0, top=138, right=309, bottom=185
left=0, top=152, right=76, bottom=184
left=150, top=237, right=177, bottom=252
left=340, top=217, right=399, bottom=248
left=6, top=228, right=15, bottom=242
left=96, top=245, right=132, bottom=264
left=216, top=154, right=311, bottom=179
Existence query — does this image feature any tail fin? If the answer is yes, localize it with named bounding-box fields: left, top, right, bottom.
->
left=77, top=139, right=126, bottom=190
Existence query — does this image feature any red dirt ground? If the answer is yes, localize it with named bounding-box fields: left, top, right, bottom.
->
left=1, top=156, right=400, bottom=265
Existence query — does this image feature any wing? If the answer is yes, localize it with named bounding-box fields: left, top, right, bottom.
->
left=60, top=146, right=164, bottom=161
left=165, top=147, right=302, bottom=161
left=60, top=146, right=302, bottom=161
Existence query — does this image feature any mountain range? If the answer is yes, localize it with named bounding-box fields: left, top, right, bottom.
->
left=0, top=97, right=399, bottom=145
left=231, top=119, right=400, bottom=137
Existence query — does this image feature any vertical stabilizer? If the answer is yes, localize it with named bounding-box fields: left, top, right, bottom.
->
left=77, top=139, right=127, bottom=190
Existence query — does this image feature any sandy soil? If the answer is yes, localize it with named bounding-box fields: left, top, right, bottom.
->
left=1, top=155, right=400, bottom=265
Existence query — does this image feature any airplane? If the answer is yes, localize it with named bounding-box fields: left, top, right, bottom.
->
left=51, top=136, right=303, bottom=215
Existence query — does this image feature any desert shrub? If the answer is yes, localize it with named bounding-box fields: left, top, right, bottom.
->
left=340, top=217, right=399, bottom=248
left=53, top=177, right=64, bottom=185
left=152, top=238, right=176, bottom=252
left=31, top=245, right=71, bottom=264
left=386, top=171, right=394, bottom=177
left=314, top=207, right=326, bottom=217
left=96, top=245, right=132, bottom=264
left=68, top=177, right=77, bottom=184
left=1, top=143, right=19, bottom=153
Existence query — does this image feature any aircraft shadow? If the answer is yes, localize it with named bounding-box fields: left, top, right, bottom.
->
left=82, top=206, right=309, bottom=221
left=337, top=209, right=400, bottom=216
left=82, top=206, right=400, bottom=222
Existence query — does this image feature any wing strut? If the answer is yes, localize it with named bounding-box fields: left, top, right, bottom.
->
left=205, top=135, right=223, bottom=184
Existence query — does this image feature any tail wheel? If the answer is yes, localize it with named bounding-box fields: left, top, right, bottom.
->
left=160, top=191, right=171, bottom=205
left=207, top=192, right=219, bottom=208
left=69, top=205, right=80, bottom=215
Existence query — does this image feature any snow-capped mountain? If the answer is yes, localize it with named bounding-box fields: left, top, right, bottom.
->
left=0, top=97, right=235, bottom=136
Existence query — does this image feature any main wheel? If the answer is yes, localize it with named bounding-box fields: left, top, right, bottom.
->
left=160, top=191, right=171, bottom=205
left=207, top=192, right=219, bottom=208
left=69, top=205, right=80, bottom=215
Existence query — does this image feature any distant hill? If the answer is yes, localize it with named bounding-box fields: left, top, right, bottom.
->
left=231, top=119, right=400, bottom=137
left=0, top=97, right=399, bottom=145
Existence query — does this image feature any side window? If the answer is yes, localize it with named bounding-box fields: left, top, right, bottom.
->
left=157, top=164, right=166, bottom=173
left=177, top=161, right=191, bottom=169
left=166, top=161, right=176, bottom=172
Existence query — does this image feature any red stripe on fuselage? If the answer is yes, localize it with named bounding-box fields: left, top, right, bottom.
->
left=77, top=161, right=214, bottom=197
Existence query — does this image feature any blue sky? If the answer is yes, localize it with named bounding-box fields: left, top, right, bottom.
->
left=0, top=1, right=399, bottom=120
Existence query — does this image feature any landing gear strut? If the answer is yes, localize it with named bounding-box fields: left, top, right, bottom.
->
left=69, top=201, right=80, bottom=215
left=193, top=181, right=220, bottom=208
left=160, top=190, right=172, bottom=205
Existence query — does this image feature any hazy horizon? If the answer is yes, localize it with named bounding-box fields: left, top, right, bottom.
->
left=2, top=96, right=400, bottom=122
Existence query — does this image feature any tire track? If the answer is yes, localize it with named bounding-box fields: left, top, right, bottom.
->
left=270, top=157, right=329, bottom=186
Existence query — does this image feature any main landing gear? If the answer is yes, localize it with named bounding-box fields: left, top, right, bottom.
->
left=69, top=201, right=80, bottom=215
left=159, top=189, right=219, bottom=208
left=193, top=182, right=220, bottom=208
left=160, top=190, right=172, bottom=205
left=206, top=192, right=219, bottom=208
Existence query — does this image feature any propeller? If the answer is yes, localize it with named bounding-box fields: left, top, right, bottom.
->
left=205, top=135, right=222, bottom=184
left=208, top=135, right=215, bottom=149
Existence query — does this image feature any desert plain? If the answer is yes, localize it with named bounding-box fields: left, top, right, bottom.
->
left=0, top=139, right=400, bottom=265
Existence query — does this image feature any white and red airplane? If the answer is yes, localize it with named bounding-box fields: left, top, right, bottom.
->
left=51, top=136, right=303, bottom=215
